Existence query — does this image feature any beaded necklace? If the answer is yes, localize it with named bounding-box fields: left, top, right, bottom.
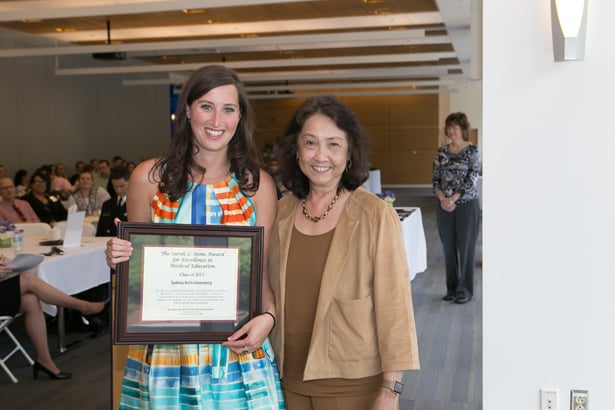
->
left=302, top=189, right=342, bottom=222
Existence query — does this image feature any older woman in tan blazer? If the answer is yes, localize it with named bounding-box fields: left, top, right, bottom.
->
left=269, top=96, right=419, bottom=410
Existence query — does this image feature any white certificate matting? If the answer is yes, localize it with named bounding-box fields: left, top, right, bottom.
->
left=141, top=246, right=239, bottom=321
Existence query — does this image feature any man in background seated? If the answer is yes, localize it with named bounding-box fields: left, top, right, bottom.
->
left=0, top=177, right=40, bottom=223
left=93, top=159, right=111, bottom=193
left=50, top=162, right=74, bottom=200
left=96, top=166, right=129, bottom=237
left=69, top=160, right=85, bottom=185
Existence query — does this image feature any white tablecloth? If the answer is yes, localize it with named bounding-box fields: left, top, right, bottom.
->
left=396, top=207, right=428, bottom=281
left=363, top=169, right=382, bottom=194
left=22, top=236, right=110, bottom=315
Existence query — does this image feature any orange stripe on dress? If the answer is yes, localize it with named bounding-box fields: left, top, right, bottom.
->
left=214, top=179, right=254, bottom=225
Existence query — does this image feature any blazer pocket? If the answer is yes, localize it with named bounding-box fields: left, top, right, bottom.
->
left=328, top=296, right=378, bottom=361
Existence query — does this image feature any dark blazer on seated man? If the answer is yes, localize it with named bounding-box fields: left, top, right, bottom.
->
left=95, top=166, right=129, bottom=237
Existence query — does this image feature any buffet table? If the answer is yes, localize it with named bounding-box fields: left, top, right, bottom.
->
left=396, top=207, right=428, bottom=281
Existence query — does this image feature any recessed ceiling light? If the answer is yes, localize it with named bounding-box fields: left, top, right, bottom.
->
left=182, top=9, right=206, bottom=14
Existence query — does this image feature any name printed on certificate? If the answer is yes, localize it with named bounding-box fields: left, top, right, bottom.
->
left=141, top=246, right=240, bottom=321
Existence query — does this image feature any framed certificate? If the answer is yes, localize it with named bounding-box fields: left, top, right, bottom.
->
left=113, top=222, right=263, bottom=344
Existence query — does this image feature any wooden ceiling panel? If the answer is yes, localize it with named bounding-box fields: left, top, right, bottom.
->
left=0, top=0, right=472, bottom=96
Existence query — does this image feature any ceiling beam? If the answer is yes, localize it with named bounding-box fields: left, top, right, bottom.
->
left=37, top=13, right=442, bottom=42
left=0, top=0, right=320, bottom=22
left=245, top=79, right=458, bottom=92
left=238, top=66, right=464, bottom=82
left=247, top=88, right=458, bottom=99
left=73, top=65, right=462, bottom=82
left=0, top=30, right=448, bottom=58
left=54, top=54, right=459, bottom=76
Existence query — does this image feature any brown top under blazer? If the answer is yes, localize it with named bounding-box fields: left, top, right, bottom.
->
left=269, top=187, right=420, bottom=380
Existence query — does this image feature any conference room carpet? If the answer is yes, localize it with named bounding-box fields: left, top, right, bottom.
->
left=0, top=188, right=482, bottom=410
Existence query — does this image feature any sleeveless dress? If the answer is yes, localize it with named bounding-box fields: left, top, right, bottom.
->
left=119, top=174, right=285, bottom=410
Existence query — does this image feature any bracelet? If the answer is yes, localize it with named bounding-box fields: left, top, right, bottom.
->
left=261, top=311, right=276, bottom=328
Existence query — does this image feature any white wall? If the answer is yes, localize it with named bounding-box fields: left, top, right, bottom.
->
left=484, top=1, right=614, bottom=409
left=0, top=28, right=170, bottom=178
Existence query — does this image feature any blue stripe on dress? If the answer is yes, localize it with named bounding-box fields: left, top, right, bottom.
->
left=191, top=184, right=207, bottom=225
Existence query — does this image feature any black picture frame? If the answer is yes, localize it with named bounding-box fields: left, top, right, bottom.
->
left=113, top=221, right=263, bottom=344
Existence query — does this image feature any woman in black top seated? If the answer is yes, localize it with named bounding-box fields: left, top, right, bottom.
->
left=22, top=170, right=67, bottom=225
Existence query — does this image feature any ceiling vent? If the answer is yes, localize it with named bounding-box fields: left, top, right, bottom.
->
left=92, top=52, right=126, bottom=61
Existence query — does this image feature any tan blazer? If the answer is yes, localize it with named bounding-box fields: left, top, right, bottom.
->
left=269, top=187, right=419, bottom=380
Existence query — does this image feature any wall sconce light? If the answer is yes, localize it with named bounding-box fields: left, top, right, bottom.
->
left=551, top=0, right=588, bottom=61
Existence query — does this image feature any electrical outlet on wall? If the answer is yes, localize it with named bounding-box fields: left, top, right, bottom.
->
left=540, top=388, right=559, bottom=410
left=570, top=389, right=588, bottom=410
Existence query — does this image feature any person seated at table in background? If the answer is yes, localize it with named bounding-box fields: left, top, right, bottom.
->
left=126, top=161, right=136, bottom=175
left=22, top=170, right=68, bottom=225
left=267, top=159, right=290, bottom=199
left=96, top=166, right=129, bottom=237
left=49, top=162, right=74, bottom=200
left=270, top=95, right=419, bottom=409
left=0, top=254, right=107, bottom=380
left=111, top=155, right=124, bottom=169
left=63, top=167, right=110, bottom=216
left=93, top=159, right=112, bottom=194
left=13, top=169, right=28, bottom=198
left=0, top=177, right=40, bottom=223
left=69, top=160, right=85, bottom=186
left=432, top=112, right=481, bottom=305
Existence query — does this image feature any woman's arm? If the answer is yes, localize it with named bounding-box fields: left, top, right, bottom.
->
left=223, top=169, right=278, bottom=354
left=126, top=159, right=158, bottom=223
left=372, top=371, right=404, bottom=410
left=456, top=146, right=481, bottom=197
left=253, top=170, right=278, bottom=317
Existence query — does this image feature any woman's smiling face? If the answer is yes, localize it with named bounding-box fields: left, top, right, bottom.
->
left=187, top=84, right=241, bottom=155
left=297, top=113, right=349, bottom=191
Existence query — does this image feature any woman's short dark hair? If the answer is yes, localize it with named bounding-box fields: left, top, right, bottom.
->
left=445, top=112, right=471, bottom=141
left=152, top=65, right=260, bottom=201
left=14, top=169, right=28, bottom=186
left=29, top=169, right=50, bottom=188
left=276, top=95, right=370, bottom=199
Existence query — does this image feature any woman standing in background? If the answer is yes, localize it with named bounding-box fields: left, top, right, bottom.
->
left=432, top=112, right=481, bottom=304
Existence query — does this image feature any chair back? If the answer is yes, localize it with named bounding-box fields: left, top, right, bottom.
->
left=13, top=222, right=52, bottom=237
left=82, top=223, right=96, bottom=237
left=52, top=220, right=96, bottom=238
left=0, top=314, right=35, bottom=383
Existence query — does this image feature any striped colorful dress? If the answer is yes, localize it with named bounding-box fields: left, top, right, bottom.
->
left=119, top=174, right=285, bottom=410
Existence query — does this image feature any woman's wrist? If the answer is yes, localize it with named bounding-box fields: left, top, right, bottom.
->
left=261, top=311, right=276, bottom=329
